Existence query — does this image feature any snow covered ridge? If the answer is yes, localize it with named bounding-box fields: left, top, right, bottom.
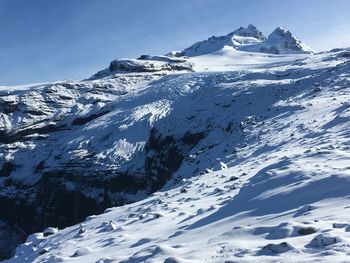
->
left=172, top=24, right=315, bottom=57
left=91, top=55, right=193, bottom=79
left=88, top=25, right=313, bottom=79
left=1, top=47, right=350, bottom=262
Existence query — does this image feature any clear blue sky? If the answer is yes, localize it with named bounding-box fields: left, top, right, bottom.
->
left=1, top=0, right=350, bottom=85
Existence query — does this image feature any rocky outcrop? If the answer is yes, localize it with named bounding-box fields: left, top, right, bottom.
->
left=0, top=73, right=206, bottom=259
left=91, top=57, right=193, bottom=79
left=145, top=129, right=205, bottom=191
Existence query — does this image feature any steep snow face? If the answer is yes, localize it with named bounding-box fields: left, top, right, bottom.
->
left=171, top=24, right=264, bottom=57
left=4, top=48, right=350, bottom=262
left=173, top=25, right=314, bottom=57
left=172, top=35, right=232, bottom=57
left=268, top=27, right=313, bottom=52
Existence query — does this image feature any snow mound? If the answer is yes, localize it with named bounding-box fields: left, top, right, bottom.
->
left=260, top=242, right=294, bottom=254
left=308, top=234, right=343, bottom=247
left=72, top=247, right=93, bottom=257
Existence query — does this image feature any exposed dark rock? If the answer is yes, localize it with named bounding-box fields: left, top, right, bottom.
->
left=180, top=188, right=188, bottom=193
left=340, top=51, right=350, bottom=58
left=38, top=248, right=48, bottom=255
left=72, top=110, right=110, bottom=126
left=35, top=161, right=45, bottom=173
left=0, top=123, right=68, bottom=144
left=0, top=221, right=26, bottom=260
left=0, top=98, right=18, bottom=114
left=297, top=226, right=317, bottom=235
left=0, top=162, right=17, bottom=177
left=182, top=132, right=205, bottom=145
left=164, top=257, right=180, bottom=263
left=261, top=242, right=294, bottom=254
left=43, top=227, right=58, bottom=237
left=145, top=129, right=205, bottom=192
left=229, top=176, right=239, bottom=181
left=108, top=59, right=193, bottom=73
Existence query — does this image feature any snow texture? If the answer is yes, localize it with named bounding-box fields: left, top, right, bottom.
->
left=1, top=28, right=350, bottom=263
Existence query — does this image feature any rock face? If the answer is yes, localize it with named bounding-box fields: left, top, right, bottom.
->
left=0, top=63, right=202, bottom=259
left=0, top=221, right=26, bottom=259
left=173, top=24, right=314, bottom=56
left=91, top=57, right=193, bottom=79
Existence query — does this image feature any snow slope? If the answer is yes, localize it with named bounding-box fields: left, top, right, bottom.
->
left=3, top=46, right=350, bottom=262
left=187, top=46, right=308, bottom=72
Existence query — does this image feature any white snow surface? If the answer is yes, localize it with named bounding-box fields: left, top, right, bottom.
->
left=2, top=43, right=350, bottom=263
left=0, top=82, right=62, bottom=92
left=187, top=46, right=308, bottom=72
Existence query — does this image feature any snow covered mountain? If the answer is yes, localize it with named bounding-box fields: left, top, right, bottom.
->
left=172, top=25, right=314, bottom=57
left=1, top=27, right=350, bottom=262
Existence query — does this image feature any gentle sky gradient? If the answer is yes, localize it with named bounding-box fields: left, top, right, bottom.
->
left=1, top=0, right=350, bottom=85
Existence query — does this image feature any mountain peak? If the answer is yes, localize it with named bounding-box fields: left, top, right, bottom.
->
left=230, top=24, right=266, bottom=40
left=172, top=25, right=314, bottom=57
left=268, top=27, right=295, bottom=41
left=264, top=26, right=315, bottom=54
